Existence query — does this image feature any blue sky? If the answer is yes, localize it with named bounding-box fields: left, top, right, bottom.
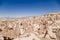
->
left=0, top=0, right=60, bottom=17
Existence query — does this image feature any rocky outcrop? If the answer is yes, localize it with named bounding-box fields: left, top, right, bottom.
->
left=0, top=13, right=60, bottom=40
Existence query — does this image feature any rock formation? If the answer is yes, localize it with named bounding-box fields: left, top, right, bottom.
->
left=0, top=13, right=60, bottom=40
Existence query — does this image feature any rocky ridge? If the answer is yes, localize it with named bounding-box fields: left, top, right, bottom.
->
left=0, top=13, right=60, bottom=40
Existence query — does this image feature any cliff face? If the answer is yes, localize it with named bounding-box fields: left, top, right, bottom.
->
left=0, top=13, right=60, bottom=40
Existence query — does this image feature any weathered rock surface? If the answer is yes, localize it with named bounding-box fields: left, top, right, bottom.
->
left=0, top=13, right=60, bottom=40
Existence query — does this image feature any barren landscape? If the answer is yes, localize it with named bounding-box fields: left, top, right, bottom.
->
left=0, top=13, right=60, bottom=40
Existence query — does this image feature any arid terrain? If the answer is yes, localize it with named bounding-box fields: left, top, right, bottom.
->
left=0, top=13, right=60, bottom=40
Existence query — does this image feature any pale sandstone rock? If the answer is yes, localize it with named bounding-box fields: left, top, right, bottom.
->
left=0, top=13, right=60, bottom=40
left=13, top=33, right=41, bottom=40
left=0, top=36, right=4, bottom=40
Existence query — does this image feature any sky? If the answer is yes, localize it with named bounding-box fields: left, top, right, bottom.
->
left=0, top=0, right=60, bottom=17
